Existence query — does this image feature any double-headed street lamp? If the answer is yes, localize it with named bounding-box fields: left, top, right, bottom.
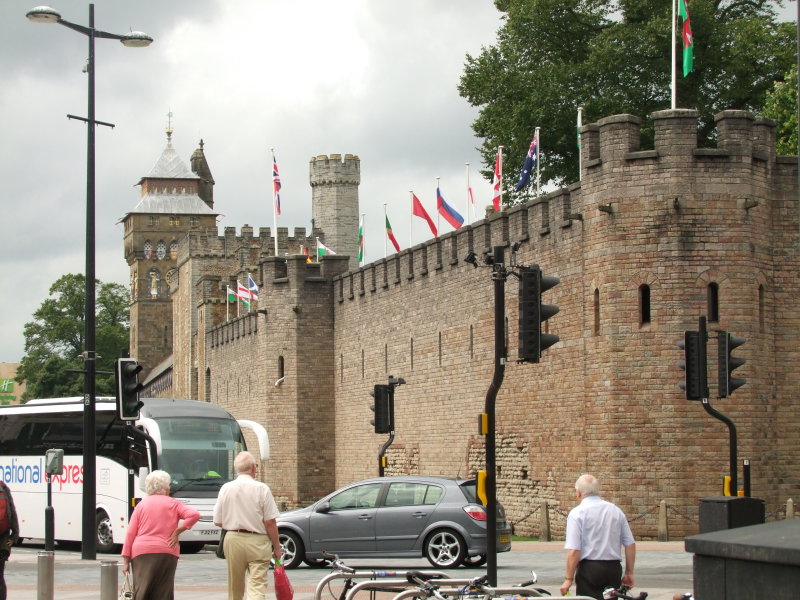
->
left=26, top=4, right=152, bottom=560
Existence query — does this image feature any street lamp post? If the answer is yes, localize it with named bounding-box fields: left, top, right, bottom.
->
left=26, top=4, right=152, bottom=560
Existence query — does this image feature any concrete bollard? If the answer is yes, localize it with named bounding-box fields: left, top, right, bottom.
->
left=36, top=551, right=54, bottom=600
left=100, top=560, right=119, bottom=600
left=539, top=499, right=551, bottom=542
left=658, top=499, right=669, bottom=541
left=787, top=498, right=794, bottom=519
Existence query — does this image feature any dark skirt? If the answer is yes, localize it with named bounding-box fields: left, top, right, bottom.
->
left=131, top=553, right=179, bottom=600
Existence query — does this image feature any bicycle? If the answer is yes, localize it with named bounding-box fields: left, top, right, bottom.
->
left=314, top=551, right=455, bottom=600
left=398, top=570, right=552, bottom=600
left=603, top=585, right=648, bottom=600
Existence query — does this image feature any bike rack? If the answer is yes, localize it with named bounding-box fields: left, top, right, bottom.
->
left=314, top=570, right=451, bottom=600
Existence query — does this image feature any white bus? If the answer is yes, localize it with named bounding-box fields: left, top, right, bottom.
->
left=0, top=396, right=268, bottom=553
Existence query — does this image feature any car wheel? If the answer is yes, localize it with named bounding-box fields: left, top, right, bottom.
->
left=180, top=542, right=206, bottom=554
left=424, top=529, right=467, bottom=568
left=461, top=554, right=487, bottom=567
left=279, top=530, right=305, bottom=569
left=95, top=511, right=120, bottom=553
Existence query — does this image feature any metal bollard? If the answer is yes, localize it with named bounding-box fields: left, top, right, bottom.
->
left=100, top=560, right=119, bottom=600
left=36, top=551, right=54, bottom=600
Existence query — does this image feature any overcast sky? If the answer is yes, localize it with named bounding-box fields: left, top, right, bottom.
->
left=0, top=0, right=506, bottom=363
left=1, top=1, right=796, bottom=364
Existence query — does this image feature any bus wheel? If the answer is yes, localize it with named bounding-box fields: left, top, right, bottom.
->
left=95, top=511, right=119, bottom=553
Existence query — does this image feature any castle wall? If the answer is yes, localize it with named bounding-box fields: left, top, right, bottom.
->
left=165, top=110, right=798, bottom=540
left=327, top=110, right=798, bottom=539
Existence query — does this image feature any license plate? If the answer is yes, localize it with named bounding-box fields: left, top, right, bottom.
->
left=194, top=529, right=220, bottom=536
left=499, top=533, right=510, bottom=543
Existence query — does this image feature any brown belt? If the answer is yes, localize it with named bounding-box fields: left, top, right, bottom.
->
left=233, top=529, right=262, bottom=534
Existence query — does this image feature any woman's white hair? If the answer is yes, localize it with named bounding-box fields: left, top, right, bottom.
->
left=575, top=473, right=600, bottom=497
left=145, top=469, right=172, bottom=495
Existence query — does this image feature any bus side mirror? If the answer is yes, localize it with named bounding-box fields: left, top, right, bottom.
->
left=138, top=466, right=150, bottom=492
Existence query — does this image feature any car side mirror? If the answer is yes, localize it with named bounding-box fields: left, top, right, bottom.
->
left=316, top=501, right=331, bottom=514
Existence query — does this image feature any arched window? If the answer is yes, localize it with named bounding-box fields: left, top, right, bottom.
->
left=639, top=284, right=651, bottom=326
left=143, top=240, right=152, bottom=260
left=707, top=283, right=719, bottom=323
left=170, top=241, right=178, bottom=260
left=156, top=240, right=167, bottom=260
left=278, top=356, right=285, bottom=379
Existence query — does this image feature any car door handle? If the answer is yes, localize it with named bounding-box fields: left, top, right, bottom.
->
left=358, top=514, right=373, bottom=520
left=411, top=512, right=428, bottom=518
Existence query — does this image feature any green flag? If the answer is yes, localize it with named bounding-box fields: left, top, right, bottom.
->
left=678, top=0, right=693, bottom=77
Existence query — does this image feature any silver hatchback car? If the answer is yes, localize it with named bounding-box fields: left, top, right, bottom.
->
left=277, top=475, right=512, bottom=568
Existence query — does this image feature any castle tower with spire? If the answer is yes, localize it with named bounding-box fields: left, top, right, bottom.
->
left=122, top=127, right=218, bottom=377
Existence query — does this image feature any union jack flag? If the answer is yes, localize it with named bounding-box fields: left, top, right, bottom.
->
left=272, top=154, right=282, bottom=216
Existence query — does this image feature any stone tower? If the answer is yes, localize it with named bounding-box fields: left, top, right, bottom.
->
left=310, top=154, right=360, bottom=270
left=123, top=129, right=218, bottom=377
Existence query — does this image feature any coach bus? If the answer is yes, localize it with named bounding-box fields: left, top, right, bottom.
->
left=0, top=396, right=269, bottom=553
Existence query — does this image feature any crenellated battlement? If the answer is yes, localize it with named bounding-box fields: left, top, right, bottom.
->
left=309, top=153, right=361, bottom=186
left=580, top=108, right=780, bottom=173
left=182, top=223, right=318, bottom=260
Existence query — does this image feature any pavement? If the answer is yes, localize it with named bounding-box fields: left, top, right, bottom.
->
left=6, top=540, right=694, bottom=599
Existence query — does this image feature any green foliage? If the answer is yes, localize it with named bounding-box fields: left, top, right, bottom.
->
left=16, top=274, right=129, bottom=401
left=459, top=0, right=795, bottom=196
left=762, top=64, right=798, bottom=155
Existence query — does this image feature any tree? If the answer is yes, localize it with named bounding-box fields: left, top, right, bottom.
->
left=459, top=0, right=795, bottom=196
left=762, top=64, right=797, bottom=155
left=16, top=274, right=129, bottom=401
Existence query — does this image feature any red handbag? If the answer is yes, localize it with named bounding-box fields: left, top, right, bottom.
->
left=273, top=561, right=294, bottom=600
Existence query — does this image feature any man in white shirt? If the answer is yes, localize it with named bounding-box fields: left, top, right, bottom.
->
left=214, top=451, right=282, bottom=600
left=560, top=474, right=636, bottom=599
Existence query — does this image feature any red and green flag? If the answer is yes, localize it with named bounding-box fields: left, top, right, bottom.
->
left=358, top=214, right=365, bottom=263
left=386, top=215, right=400, bottom=253
left=678, top=0, right=693, bottom=77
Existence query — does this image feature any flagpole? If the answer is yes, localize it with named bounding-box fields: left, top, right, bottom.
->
left=465, top=163, right=471, bottom=225
left=671, top=0, right=677, bottom=109
left=409, top=191, right=414, bottom=248
left=270, top=147, right=279, bottom=257
left=226, top=287, right=230, bottom=322
left=246, top=272, right=251, bottom=313
left=360, top=213, right=366, bottom=266
left=315, top=237, right=320, bottom=263
left=497, top=146, right=504, bottom=210
left=578, top=107, right=583, bottom=181
left=535, top=128, right=541, bottom=197
left=383, top=204, right=388, bottom=258
left=435, top=177, right=441, bottom=234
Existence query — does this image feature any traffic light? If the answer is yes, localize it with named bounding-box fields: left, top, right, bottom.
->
left=718, top=332, right=746, bottom=398
left=678, top=331, right=707, bottom=400
left=518, top=265, right=560, bottom=363
left=370, top=384, right=393, bottom=434
left=116, top=358, right=144, bottom=420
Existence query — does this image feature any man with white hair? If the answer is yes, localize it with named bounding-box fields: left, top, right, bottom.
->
left=213, top=451, right=281, bottom=600
left=560, top=473, right=636, bottom=599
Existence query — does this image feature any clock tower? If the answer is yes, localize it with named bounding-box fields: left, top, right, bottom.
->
left=122, top=129, right=217, bottom=378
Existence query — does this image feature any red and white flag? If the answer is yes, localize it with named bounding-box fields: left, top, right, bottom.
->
left=491, top=147, right=502, bottom=211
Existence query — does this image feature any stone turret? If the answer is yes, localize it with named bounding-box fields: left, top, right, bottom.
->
left=310, top=154, right=360, bottom=270
left=190, top=139, right=215, bottom=209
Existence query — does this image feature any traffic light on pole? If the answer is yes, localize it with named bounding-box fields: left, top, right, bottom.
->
left=718, top=332, right=746, bottom=398
left=370, top=384, right=393, bottom=434
left=116, top=358, right=144, bottom=420
left=518, top=266, right=560, bottom=363
left=678, top=331, right=707, bottom=400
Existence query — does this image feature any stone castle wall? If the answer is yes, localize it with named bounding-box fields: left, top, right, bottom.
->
left=181, top=112, right=797, bottom=539
left=328, top=109, right=798, bottom=539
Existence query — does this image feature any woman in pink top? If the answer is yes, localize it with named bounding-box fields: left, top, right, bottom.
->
left=121, top=470, right=200, bottom=600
